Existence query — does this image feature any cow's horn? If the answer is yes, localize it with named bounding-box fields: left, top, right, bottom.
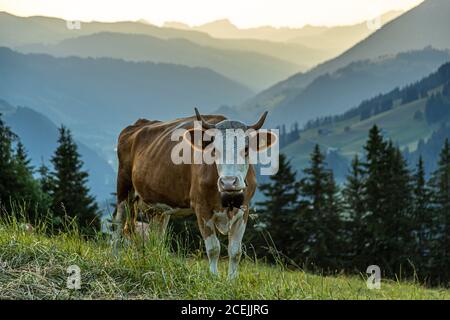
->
left=194, top=107, right=216, bottom=129
left=247, top=111, right=268, bottom=130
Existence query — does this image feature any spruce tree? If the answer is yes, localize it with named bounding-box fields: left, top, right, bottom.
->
left=50, top=125, right=99, bottom=234
left=342, top=154, right=367, bottom=270
left=429, top=138, right=450, bottom=282
left=299, top=144, right=342, bottom=271
left=412, top=156, right=432, bottom=274
left=255, top=154, right=299, bottom=259
left=362, top=126, right=414, bottom=276
left=0, top=114, right=16, bottom=210
left=12, top=141, right=45, bottom=220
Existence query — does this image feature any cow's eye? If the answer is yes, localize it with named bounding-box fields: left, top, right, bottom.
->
left=240, top=147, right=249, bottom=158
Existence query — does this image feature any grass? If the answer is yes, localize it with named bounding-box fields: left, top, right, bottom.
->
left=282, top=97, right=439, bottom=172
left=0, top=217, right=449, bottom=300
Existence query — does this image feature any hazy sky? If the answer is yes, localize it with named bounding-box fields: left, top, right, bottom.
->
left=0, top=0, right=425, bottom=28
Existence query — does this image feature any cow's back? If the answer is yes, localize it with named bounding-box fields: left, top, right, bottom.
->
left=117, top=115, right=225, bottom=207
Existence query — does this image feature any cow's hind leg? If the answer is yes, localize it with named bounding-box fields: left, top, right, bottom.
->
left=112, top=166, right=134, bottom=252
left=227, top=208, right=247, bottom=280
left=111, top=200, right=127, bottom=254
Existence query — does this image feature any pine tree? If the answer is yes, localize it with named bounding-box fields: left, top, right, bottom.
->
left=255, top=154, right=299, bottom=260
left=12, top=141, right=45, bottom=220
left=298, top=144, right=342, bottom=271
left=362, top=126, right=414, bottom=276
left=0, top=114, right=16, bottom=210
left=50, top=125, right=99, bottom=234
left=362, top=126, right=389, bottom=267
left=384, top=144, right=414, bottom=271
left=342, top=154, right=367, bottom=270
left=412, top=156, right=432, bottom=274
left=429, top=138, right=450, bottom=282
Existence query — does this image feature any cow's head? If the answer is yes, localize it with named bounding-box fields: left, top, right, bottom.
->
left=185, top=108, right=277, bottom=208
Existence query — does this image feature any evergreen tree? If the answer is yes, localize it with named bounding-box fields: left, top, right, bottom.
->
left=429, top=139, right=450, bottom=283
left=50, top=125, right=99, bottom=234
left=362, top=125, right=387, bottom=261
left=0, top=114, right=16, bottom=210
left=412, top=156, right=433, bottom=275
left=363, top=126, right=414, bottom=276
left=342, top=154, right=367, bottom=270
left=12, top=141, right=45, bottom=220
left=298, top=144, right=342, bottom=271
left=254, top=154, right=299, bottom=260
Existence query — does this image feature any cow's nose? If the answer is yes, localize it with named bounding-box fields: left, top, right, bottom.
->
left=218, top=176, right=242, bottom=192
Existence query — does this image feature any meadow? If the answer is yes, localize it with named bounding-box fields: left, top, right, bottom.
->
left=0, top=215, right=449, bottom=300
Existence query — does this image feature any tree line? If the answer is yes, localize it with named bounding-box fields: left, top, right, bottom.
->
left=304, top=60, right=450, bottom=130
left=249, top=125, right=450, bottom=286
left=0, top=114, right=99, bottom=235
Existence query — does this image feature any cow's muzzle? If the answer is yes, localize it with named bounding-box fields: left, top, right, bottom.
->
left=218, top=176, right=245, bottom=193
left=220, top=191, right=245, bottom=209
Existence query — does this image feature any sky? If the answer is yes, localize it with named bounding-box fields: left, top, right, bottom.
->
left=0, top=0, right=425, bottom=28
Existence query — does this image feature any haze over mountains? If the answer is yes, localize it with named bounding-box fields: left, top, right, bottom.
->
left=0, top=11, right=329, bottom=91
left=240, top=0, right=450, bottom=125
left=0, top=47, right=251, bottom=167
left=17, top=32, right=297, bottom=91
left=164, top=10, right=403, bottom=56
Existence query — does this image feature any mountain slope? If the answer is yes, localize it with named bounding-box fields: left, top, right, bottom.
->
left=242, top=0, right=450, bottom=117
left=18, top=32, right=299, bottom=91
left=0, top=47, right=251, bottom=165
left=288, top=11, right=403, bottom=53
left=0, top=99, right=115, bottom=201
left=267, top=48, right=450, bottom=126
left=281, top=60, right=450, bottom=181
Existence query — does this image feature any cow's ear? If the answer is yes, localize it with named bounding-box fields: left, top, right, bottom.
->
left=249, top=130, right=278, bottom=152
left=183, top=128, right=215, bottom=151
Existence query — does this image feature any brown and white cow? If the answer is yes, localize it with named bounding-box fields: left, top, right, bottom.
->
left=113, top=108, right=276, bottom=279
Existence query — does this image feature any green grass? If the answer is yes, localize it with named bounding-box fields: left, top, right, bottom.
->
left=0, top=218, right=449, bottom=300
left=282, top=97, right=439, bottom=171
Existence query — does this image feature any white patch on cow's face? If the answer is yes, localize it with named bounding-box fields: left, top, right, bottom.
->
left=204, top=234, right=220, bottom=275
left=213, top=122, right=249, bottom=192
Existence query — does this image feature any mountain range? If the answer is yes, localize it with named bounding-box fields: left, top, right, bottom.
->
left=0, top=47, right=253, bottom=167
left=240, top=0, right=450, bottom=124
left=17, top=32, right=297, bottom=91
left=0, top=11, right=332, bottom=90
left=164, top=10, right=403, bottom=56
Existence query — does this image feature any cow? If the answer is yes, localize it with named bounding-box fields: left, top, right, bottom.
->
left=112, top=108, right=277, bottom=279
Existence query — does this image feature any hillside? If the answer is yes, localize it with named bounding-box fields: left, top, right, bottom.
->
left=266, top=48, right=450, bottom=126
left=18, top=32, right=299, bottom=91
left=0, top=220, right=448, bottom=299
left=242, top=0, right=450, bottom=118
left=0, top=47, right=252, bottom=165
left=0, top=99, right=115, bottom=201
left=0, top=11, right=325, bottom=70
left=280, top=60, right=450, bottom=181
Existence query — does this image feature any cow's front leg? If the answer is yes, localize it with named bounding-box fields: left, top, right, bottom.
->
left=197, top=211, right=220, bottom=275
left=228, top=208, right=247, bottom=279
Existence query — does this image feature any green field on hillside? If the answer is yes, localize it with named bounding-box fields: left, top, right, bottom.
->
left=0, top=219, right=448, bottom=300
left=283, top=96, right=439, bottom=171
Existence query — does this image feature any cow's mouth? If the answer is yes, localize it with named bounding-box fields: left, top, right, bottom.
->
left=220, top=191, right=244, bottom=209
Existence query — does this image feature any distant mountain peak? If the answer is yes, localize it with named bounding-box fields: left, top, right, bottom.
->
left=199, top=19, right=236, bottom=28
